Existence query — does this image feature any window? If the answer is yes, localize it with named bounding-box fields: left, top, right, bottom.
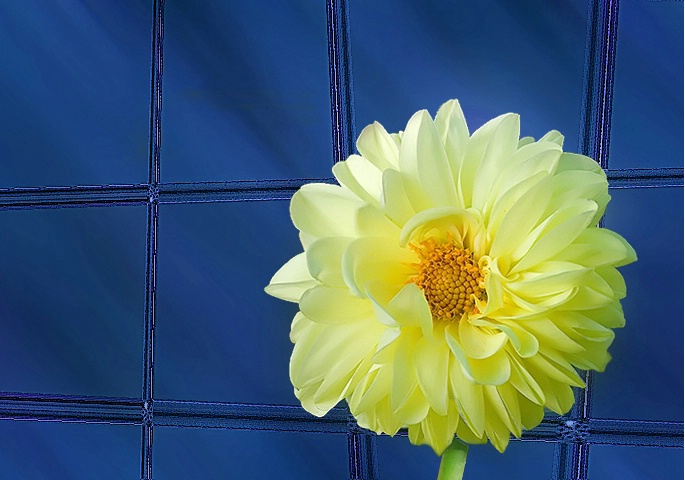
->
left=0, top=1, right=681, bottom=478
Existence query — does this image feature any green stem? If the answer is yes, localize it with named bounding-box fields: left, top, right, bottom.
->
left=437, top=439, right=469, bottom=480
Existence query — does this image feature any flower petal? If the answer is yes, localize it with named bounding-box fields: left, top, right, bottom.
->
left=380, top=168, right=416, bottom=226
left=265, top=252, right=318, bottom=302
left=390, top=333, right=421, bottom=413
left=333, top=154, right=384, bottom=207
left=556, top=152, right=610, bottom=223
left=511, top=199, right=598, bottom=273
left=356, top=121, right=400, bottom=170
left=290, top=183, right=365, bottom=238
left=305, top=236, right=351, bottom=287
left=415, top=336, right=450, bottom=415
left=466, top=348, right=511, bottom=385
left=341, top=236, right=415, bottom=298
left=488, top=174, right=553, bottom=259
left=290, top=319, right=381, bottom=390
left=449, top=355, right=485, bottom=436
left=471, top=113, right=520, bottom=211
left=458, top=318, right=508, bottom=360
left=434, top=99, right=470, bottom=206
left=300, top=285, right=373, bottom=324
left=557, top=227, right=637, bottom=268
left=399, top=110, right=458, bottom=210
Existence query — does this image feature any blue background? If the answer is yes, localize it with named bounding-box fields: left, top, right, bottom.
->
left=0, top=0, right=682, bottom=478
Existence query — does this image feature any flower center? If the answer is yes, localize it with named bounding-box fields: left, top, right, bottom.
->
left=409, top=239, right=486, bottom=321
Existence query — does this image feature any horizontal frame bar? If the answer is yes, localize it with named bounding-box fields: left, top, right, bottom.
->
left=0, top=394, right=681, bottom=447
left=0, top=168, right=681, bottom=210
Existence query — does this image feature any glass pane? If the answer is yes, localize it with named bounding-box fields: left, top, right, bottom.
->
left=153, top=428, right=348, bottom=479
left=155, top=202, right=302, bottom=404
left=0, top=207, right=146, bottom=397
left=589, top=445, right=683, bottom=480
left=0, top=421, right=139, bottom=479
left=162, top=1, right=333, bottom=182
left=592, top=188, right=683, bottom=421
left=0, top=1, right=150, bottom=188
left=350, top=0, right=588, bottom=154
left=610, top=1, right=683, bottom=168
left=377, top=435, right=554, bottom=480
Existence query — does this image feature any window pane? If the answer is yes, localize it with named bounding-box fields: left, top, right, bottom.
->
left=0, top=207, right=146, bottom=397
left=0, top=421, right=139, bottom=479
left=377, top=435, right=554, bottom=480
left=350, top=0, right=588, bottom=153
left=0, top=1, right=150, bottom=188
left=609, top=1, right=683, bottom=168
left=592, top=188, right=683, bottom=421
left=155, top=202, right=301, bottom=404
left=153, top=428, right=348, bottom=479
left=162, top=1, right=333, bottom=182
left=588, top=445, right=683, bottom=480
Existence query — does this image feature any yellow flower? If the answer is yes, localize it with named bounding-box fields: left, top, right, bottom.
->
left=265, top=100, right=636, bottom=455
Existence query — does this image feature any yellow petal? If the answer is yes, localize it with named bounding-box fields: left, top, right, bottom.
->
left=265, top=252, right=318, bottom=302
left=517, top=394, right=545, bottom=430
left=305, top=236, right=351, bottom=287
left=333, top=154, right=383, bottom=207
left=449, top=355, right=485, bottom=436
left=471, top=113, right=520, bottom=211
left=350, top=363, right=392, bottom=413
left=300, top=285, right=373, bottom=324
left=390, top=333, right=421, bottom=413
left=489, top=174, right=552, bottom=259
left=290, top=311, right=309, bottom=343
left=459, top=113, right=517, bottom=209
left=399, top=206, right=480, bottom=248
left=418, top=407, right=459, bottom=455
left=394, top=382, right=430, bottom=425
left=540, top=129, right=564, bottom=146
left=399, top=110, right=458, bottom=210
left=557, top=227, right=637, bottom=268
left=511, top=199, right=598, bottom=273
left=434, top=99, right=470, bottom=206
left=471, top=318, right=540, bottom=358
left=457, top=318, right=508, bottom=359
left=466, top=348, right=511, bottom=385
left=507, top=354, right=545, bottom=405
left=290, top=320, right=380, bottom=389
left=356, top=121, right=400, bottom=170
left=381, top=168, right=416, bottom=226
left=290, top=183, right=365, bottom=238
left=485, top=384, right=522, bottom=437
left=556, top=152, right=609, bottom=223
left=341, top=236, right=415, bottom=298
left=415, top=336, right=450, bottom=415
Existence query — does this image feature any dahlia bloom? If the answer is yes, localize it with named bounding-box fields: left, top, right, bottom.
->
left=265, top=100, right=635, bottom=455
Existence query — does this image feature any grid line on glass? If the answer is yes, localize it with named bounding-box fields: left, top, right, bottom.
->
left=141, top=0, right=165, bottom=478
left=555, top=1, right=621, bottom=479
left=326, top=0, right=379, bottom=477
left=0, top=167, right=680, bottom=211
left=1, top=394, right=681, bottom=448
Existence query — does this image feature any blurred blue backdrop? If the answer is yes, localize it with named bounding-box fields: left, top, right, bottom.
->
left=0, top=0, right=682, bottom=479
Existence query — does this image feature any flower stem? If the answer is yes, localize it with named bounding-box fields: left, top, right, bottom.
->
left=437, top=439, right=469, bottom=480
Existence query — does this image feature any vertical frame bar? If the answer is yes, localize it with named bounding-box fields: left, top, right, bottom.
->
left=326, top=0, right=377, bottom=478
left=557, top=1, right=620, bottom=479
left=326, top=0, right=357, bottom=164
left=142, top=0, right=164, bottom=478
left=348, top=423, right=379, bottom=480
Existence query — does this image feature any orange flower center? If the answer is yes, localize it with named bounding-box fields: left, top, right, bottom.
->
left=409, top=239, right=486, bottom=321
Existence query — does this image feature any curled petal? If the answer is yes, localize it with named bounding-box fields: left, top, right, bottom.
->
left=265, top=253, right=318, bottom=302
